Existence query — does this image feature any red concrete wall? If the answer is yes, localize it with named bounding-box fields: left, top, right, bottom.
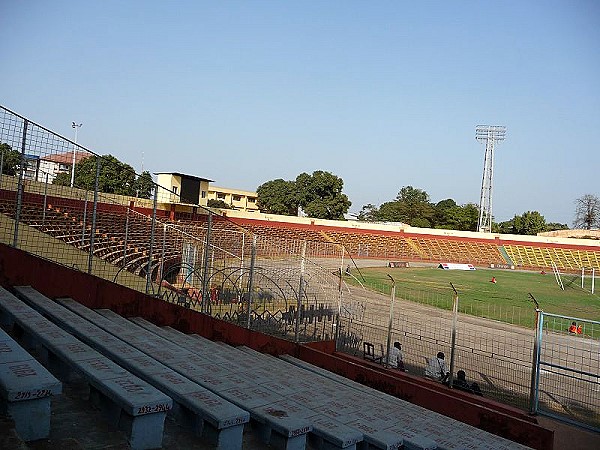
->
left=0, top=243, right=552, bottom=449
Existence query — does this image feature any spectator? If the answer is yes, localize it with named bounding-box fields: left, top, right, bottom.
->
left=389, top=341, right=406, bottom=371
left=568, top=322, right=578, bottom=334
left=577, top=325, right=583, bottom=335
left=453, top=370, right=483, bottom=396
left=425, top=351, right=449, bottom=383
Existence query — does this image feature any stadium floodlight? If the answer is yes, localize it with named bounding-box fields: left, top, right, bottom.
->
left=70, top=122, right=83, bottom=187
left=476, top=125, right=506, bottom=233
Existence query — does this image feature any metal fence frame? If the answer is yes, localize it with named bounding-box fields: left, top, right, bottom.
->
left=2, top=104, right=598, bottom=430
left=0, top=104, right=345, bottom=343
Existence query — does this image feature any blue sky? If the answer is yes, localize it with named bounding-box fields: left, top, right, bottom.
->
left=1, top=1, right=599, bottom=225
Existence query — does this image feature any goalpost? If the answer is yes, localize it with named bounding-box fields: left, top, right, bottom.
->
left=581, top=267, right=596, bottom=294
left=551, top=261, right=564, bottom=290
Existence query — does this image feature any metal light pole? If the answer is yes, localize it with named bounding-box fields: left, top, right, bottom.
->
left=70, top=122, right=82, bottom=187
left=476, top=125, right=506, bottom=233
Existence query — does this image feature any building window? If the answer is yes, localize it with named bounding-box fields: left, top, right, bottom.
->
left=217, top=193, right=226, bottom=200
left=248, top=197, right=256, bottom=203
left=233, top=195, right=241, bottom=201
left=172, top=186, right=178, bottom=194
left=201, top=191, right=207, bottom=198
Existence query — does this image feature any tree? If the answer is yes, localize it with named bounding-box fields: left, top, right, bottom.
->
left=207, top=199, right=231, bottom=209
left=437, top=203, right=479, bottom=231
left=132, top=171, right=154, bottom=199
left=0, top=143, right=22, bottom=176
left=256, top=171, right=351, bottom=219
left=394, top=186, right=434, bottom=226
left=54, top=154, right=149, bottom=198
left=509, top=211, right=547, bottom=235
left=295, top=171, right=351, bottom=220
left=256, top=179, right=299, bottom=216
left=356, top=203, right=379, bottom=222
left=573, top=194, right=600, bottom=230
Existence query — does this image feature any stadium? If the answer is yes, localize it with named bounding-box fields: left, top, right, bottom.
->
left=1, top=104, right=599, bottom=449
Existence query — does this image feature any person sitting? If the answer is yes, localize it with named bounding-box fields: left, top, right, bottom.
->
left=577, top=325, right=583, bottom=334
left=425, top=351, right=449, bottom=383
left=453, top=370, right=483, bottom=396
left=389, top=341, right=406, bottom=371
left=568, top=322, right=578, bottom=334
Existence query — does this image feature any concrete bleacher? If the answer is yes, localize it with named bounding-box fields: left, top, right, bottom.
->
left=0, top=286, right=172, bottom=450
left=10, top=287, right=251, bottom=450
left=114, top=312, right=531, bottom=449
left=0, top=326, right=62, bottom=442
left=7, top=285, right=532, bottom=449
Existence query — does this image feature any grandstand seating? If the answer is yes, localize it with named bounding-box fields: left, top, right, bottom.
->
left=0, top=286, right=171, bottom=449
left=3, top=187, right=599, bottom=276
left=0, top=283, right=540, bottom=449
left=504, top=243, right=600, bottom=271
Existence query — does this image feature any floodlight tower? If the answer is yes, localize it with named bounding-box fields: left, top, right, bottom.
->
left=476, top=125, right=506, bottom=233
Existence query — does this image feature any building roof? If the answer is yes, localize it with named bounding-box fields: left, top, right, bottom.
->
left=42, top=151, right=90, bottom=165
left=154, top=172, right=214, bottom=182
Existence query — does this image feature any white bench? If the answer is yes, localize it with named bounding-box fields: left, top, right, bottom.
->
left=129, top=318, right=367, bottom=450
left=94, top=313, right=315, bottom=450
left=0, top=327, right=62, bottom=441
left=12, top=287, right=250, bottom=450
left=0, top=286, right=172, bottom=450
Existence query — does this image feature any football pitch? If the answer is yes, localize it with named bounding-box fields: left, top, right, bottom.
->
left=349, top=266, right=600, bottom=330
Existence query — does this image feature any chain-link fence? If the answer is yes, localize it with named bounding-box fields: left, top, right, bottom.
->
left=2, top=104, right=598, bottom=431
left=0, top=104, right=344, bottom=342
left=531, top=312, right=600, bottom=431
left=336, top=278, right=535, bottom=408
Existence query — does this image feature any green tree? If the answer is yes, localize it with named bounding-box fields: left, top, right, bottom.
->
left=295, top=171, right=351, bottom=220
left=132, top=171, right=154, bottom=199
left=256, top=179, right=299, bottom=216
left=375, top=201, right=404, bottom=222
left=0, top=143, right=22, bottom=176
left=437, top=203, right=479, bottom=231
left=545, top=222, right=569, bottom=232
left=357, top=203, right=379, bottom=222
left=207, top=199, right=231, bottom=209
left=432, top=198, right=457, bottom=227
left=510, top=211, right=547, bottom=235
left=54, top=154, right=144, bottom=197
left=394, top=186, right=434, bottom=226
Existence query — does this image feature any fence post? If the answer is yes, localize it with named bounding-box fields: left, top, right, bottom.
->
left=145, top=186, right=158, bottom=294
left=385, top=274, right=396, bottom=366
left=123, top=206, right=130, bottom=267
left=528, top=293, right=543, bottom=414
left=201, top=212, right=212, bottom=313
left=335, top=267, right=342, bottom=351
left=12, top=119, right=28, bottom=248
left=295, top=240, right=307, bottom=343
left=81, top=191, right=88, bottom=244
left=246, top=235, right=257, bottom=329
left=448, top=283, right=459, bottom=388
left=42, top=172, right=49, bottom=225
left=0, top=144, right=4, bottom=188
left=87, top=157, right=100, bottom=274
left=159, top=223, right=166, bottom=286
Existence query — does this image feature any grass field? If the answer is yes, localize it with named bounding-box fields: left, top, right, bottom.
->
left=348, top=266, right=600, bottom=330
